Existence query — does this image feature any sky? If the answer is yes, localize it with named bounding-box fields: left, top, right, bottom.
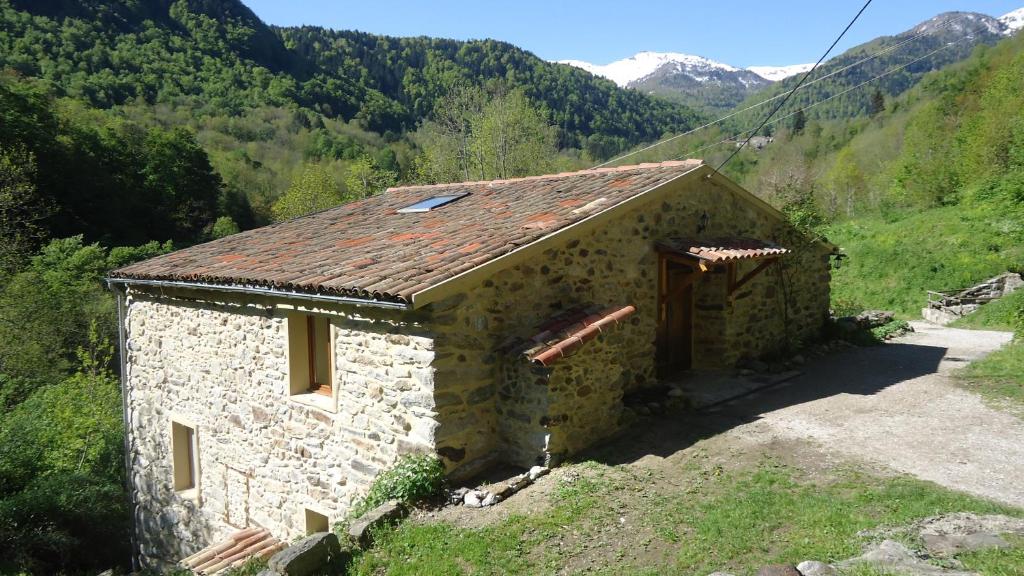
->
left=243, top=1, right=1024, bottom=67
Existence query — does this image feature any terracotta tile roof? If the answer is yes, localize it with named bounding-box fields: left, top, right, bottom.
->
left=657, top=237, right=789, bottom=263
left=515, top=304, right=637, bottom=366
left=111, top=160, right=704, bottom=304
left=180, top=528, right=283, bottom=575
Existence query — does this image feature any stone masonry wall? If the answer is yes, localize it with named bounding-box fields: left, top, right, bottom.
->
left=123, top=289, right=436, bottom=568
left=427, top=175, right=831, bottom=473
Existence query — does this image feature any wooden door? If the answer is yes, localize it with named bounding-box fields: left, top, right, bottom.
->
left=658, top=258, right=695, bottom=375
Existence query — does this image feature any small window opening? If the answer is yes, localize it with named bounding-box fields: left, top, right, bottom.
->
left=305, top=508, right=329, bottom=534
left=396, top=192, right=469, bottom=213
left=289, top=313, right=333, bottom=397
left=172, top=421, right=197, bottom=492
left=307, top=315, right=332, bottom=396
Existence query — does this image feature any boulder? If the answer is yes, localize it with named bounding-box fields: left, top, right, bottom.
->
left=922, top=532, right=1009, bottom=557
left=837, top=539, right=975, bottom=576
left=347, top=500, right=408, bottom=547
left=267, top=532, right=343, bottom=576
left=856, top=310, right=895, bottom=328
left=795, top=560, right=837, bottom=576
left=755, top=565, right=800, bottom=576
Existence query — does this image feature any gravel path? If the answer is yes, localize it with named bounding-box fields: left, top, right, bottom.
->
left=722, top=322, right=1023, bottom=507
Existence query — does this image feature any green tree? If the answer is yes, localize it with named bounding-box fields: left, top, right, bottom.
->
left=823, top=147, right=865, bottom=218
left=869, top=89, right=886, bottom=117
left=0, top=145, right=50, bottom=275
left=211, top=215, right=240, bottom=238
left=271, top=164, right=343, bottom=221
left=790, top=108, right=807, bottom=136
left=344, top=155, right=397, bottom=200
left=470, top=89, right=557, bottom=180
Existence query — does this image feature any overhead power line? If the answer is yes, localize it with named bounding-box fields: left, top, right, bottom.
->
left=675, top=19, right=987, bottom=162
left=713, top=0, right=875, bottom=173
left=592, top=9, right=965, bottom=169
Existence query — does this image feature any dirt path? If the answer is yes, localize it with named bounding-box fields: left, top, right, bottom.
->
left=720, top=322, right=1023, bottom=507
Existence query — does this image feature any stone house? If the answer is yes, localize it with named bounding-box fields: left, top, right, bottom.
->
left=109, top=160, right=833, bottom=567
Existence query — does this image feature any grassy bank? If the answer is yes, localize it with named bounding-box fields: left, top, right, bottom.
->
left=827, top=206, right=1024, bottom=318
left=349, top=460, right=1022, bottom=575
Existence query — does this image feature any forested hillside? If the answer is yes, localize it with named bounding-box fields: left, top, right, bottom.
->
left=731, top=12, right=1007, bottom=125
left=733, top=32, right=1024, bottom=316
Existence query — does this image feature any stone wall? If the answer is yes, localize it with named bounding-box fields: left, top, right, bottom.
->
left=122, top=288, right=436, bottom=568
left=426, top=174, right=831, bottom=473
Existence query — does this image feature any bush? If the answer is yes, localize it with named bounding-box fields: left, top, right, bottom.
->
left=350, top=455, right=445, bottom=519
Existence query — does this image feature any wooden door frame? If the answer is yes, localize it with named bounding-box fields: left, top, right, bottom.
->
left=657, top=253, right=697, bottom=372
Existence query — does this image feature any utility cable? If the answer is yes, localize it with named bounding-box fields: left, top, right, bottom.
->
left=713, top=0, right=874, bottom=173
left=593, top=12, right=965, bottom=169
left=674, top=23, right=981, bottom=162
left=594, top=0, right=969, bottom=168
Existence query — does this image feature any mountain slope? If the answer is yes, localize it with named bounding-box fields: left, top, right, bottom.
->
left=746, top=64, right=814, bottom=82
left=557, top=51, right=773, bottom=111
left=0, top=0, right=702, bottom=154
left=1000, top=6, right=1024, bottom=33
left=732, top=11, right=1010, bottom=124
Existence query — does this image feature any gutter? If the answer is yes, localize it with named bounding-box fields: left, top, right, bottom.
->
left=104, top=277, right=412, bottom=310
left=111, top=284, right=139, bottom=571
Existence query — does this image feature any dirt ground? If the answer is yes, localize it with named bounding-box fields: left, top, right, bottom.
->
left=428, top=322, right=1020, bottom=530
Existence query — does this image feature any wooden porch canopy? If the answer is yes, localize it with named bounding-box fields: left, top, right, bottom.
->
left=656, top=237, right=789, bottom=299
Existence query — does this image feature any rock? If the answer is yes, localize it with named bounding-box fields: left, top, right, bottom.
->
left=528, top=465, right=550, bottom=481
left=706, top=572, right=737, bottom=576
left=922, top=532, right=1010, bottom=557
left=509, top=474, right=532, bottom=491
left=347, top=500, right=408, bottom=547
left=647, top=401, right=663, bottom=414
left=795, top=560, right=837, bottom=576
left=755, top=565, right=800, bottom=576
left=837, top=539, right=975, bottom=576
left=481, top=492, right=499, bottom=506
left=268, top=532, right=343, bottom=576
left=856, top=310, right=895, bottom=328
left=450, top=487, right=469, bottom=505
left=636, top=405, right=651, bottom=416
left=738, top=368, right=756, bottom=376
left=835, top=317, right=858, bottom=334
left=791, top=354, right=805, bottom=366
left=667, top=387, right=685, bottom=397
left=463, top=490, right=485, bottom=508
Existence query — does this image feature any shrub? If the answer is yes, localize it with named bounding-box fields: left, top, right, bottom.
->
left=350, top=455, right=445, bottom=519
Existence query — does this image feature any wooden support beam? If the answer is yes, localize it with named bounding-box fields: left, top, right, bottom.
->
left=728, top=258, right=777, bottom=297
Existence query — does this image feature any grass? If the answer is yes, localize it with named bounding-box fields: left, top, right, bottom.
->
left=348, top=460, right=1022, bottom=576
left=827, top=205, right=1024, bottom=318
left=960, top=339, right=1024, bottom=414
left=959, top=536, right=1024, bottom=576
left=951, top=290, right=1024, bottom=332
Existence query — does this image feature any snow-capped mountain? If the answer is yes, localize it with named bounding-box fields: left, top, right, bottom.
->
left=746, top=64, right=814, bottom=82
left=1000, top=6, right=1024, bottom=33
left=556, top=51, right=741, bottom=88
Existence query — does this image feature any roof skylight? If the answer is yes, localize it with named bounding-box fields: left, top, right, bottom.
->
left=396, top=192, right=469, bottom=213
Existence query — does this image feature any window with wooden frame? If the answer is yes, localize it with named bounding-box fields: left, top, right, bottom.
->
left=287, top=313, right=333, bottom=398
left=171, top=420, right=198, bottom=494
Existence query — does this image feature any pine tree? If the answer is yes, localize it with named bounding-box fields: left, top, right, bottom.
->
left=869, top=89, right=886, bottom=116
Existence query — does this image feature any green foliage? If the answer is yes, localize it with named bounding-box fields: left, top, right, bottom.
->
left=211, top=215, right=241, bottom=239
left=222, top=556, right=269, bottom=576
left=951, top=289, right=1024, bottom=332
left=416, top=86, right=558, bottom=183
left=343, top=155, right=397, bottom=200
left=0, top=366, right=128, bottom=573
left=871, top=319, right=911, bottom=341
left=350, top=455, right=445, bottom=519
left=0, top=73, right=223, bottom=246
left=272, top=163, right=344, bottom=221
left=0, top=144, right=49, bottom=274
left=957, top=535, right=1024, bottom=575
left=0, top=236, right=170, bottom=387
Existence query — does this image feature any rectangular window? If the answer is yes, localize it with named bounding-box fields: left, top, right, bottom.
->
left=305, top=508, right=330, bottom=535
left=171, top=421, right=198, bottom=493
left=396, top=192, right=469, bottom=213
left=288, top=313, right=334, bottom=398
